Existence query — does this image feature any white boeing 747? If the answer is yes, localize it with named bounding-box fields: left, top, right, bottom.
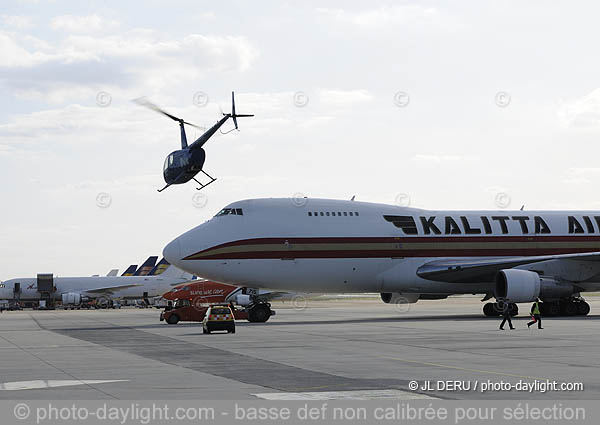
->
left=163, top=198, right=600, bottom=317
left=0, top=259, right=194, bottom=306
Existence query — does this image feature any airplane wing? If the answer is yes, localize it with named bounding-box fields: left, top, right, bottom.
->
left=416, top=251, right=600, bottom=283
left=83, top=284, right=141, bottom=295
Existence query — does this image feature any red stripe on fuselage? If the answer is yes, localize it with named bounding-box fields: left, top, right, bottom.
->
left=182, top=236, right=600, bottom=260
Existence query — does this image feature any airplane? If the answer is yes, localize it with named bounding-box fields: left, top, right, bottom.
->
left=121, top=264, right=138, bottom=276
left=106, top=269, right=119, bottom=277
left=133, top=256, right=157, bottom=276
left=135, top=92, right=253, bottom=192
left=163, top=198, right=600, bottom=318
left=0, top=258, right=195, bottom=307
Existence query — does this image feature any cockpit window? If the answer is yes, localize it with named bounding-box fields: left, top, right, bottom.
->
left=215, top=208, right=243, bottom=217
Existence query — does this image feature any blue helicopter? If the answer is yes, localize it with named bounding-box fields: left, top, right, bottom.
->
left=136, top=92, right=253, bottom=192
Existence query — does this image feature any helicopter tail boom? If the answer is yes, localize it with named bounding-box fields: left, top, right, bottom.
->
left=189, top=91, right=253, bottom=149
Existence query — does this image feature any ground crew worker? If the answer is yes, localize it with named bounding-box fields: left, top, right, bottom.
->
left=527, top=298, right=543, bottom=329
left=499, top=300, right=515, bottom=330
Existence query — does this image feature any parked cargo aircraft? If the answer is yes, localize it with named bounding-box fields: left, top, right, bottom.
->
left=0, top=258, right=193, bottom=306
left=164, top=198, right=600, bottom=317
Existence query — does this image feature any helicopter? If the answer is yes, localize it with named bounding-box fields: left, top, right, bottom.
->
left=135, top=92, right=253, bottom=192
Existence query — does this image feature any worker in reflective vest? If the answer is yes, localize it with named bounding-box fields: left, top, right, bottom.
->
left=527, top=298, right=543, bottom=330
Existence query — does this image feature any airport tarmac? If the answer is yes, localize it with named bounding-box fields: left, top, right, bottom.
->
left=0, top=296, right=599, bottom=400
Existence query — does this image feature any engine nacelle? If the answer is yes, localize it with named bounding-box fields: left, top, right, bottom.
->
left=235, top=294, right=252, bottom=306
left=380, top=292, right=420, bottom=304
left=61, top=292, right=87, bottom=305
left=495, top=269, right=575, bottom=303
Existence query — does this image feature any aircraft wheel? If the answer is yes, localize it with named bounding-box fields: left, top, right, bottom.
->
left=166, top=314, right=179, bottom=325
left=483, top=302, right=499, bottom=317
left=248, top=304, right=271, bottom=323
left=562, top=301, right=578, bottom=316
left=546, top=303, right=561, bottom=317
left=577, top=301, right=591, bottom=316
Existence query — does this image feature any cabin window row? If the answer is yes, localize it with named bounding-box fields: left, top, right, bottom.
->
left=308, top=211, right=360, bottom=217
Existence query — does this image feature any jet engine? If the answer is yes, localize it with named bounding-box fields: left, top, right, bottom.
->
left=380, top=292, right=420, bottom=304
left=495, top=269, right=575, bottom=303
left=234, top=294, right=252, bottom=306
left=61, top=292, right=88, bottom=306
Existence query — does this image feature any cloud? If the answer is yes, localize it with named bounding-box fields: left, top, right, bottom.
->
left=563, top=167, right=600, bottom=184
left=0, top=28, right=259, bottom=103
left=317, top=5, right=449, bottom=30
left=318, top=89, right=373, bottom=105
left=2, top=15, right=34, bottom=29
left=50, top=14, right=118, bottom=33
left=412, top=154, right=479, bottom=163
left=558, top=88, right=600, bottom=130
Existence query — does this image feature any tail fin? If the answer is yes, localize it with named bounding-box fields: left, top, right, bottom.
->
left=148, top=258, right=170, bottom=276
left=158, top=264, right=194, bottom=280
left=133, top=256, right=158, bottom=276
left=106, top=269, right=119, bottom=277
left=121, top=265, right=138, bottom=276
left=230, top=91, right=253, bottom=130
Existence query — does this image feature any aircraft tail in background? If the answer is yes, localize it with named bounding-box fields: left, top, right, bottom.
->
left=121, top=265, right=138, bottom=276
left=133, top=256, right=158, bottom=276
left=106, top=269, right=119, bottom=277
left=148, top=258, right=170, bottom=276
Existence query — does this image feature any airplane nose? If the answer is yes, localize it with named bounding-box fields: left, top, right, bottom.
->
left=163, top=238, right=182, bottom=265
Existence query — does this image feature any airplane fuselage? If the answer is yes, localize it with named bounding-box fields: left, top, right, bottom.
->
left=163, top=198, right=600, bottom=297
left=0, top=275, right=190, bottom=301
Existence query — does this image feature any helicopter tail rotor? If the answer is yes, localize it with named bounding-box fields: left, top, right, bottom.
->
left=229, top=91, right=253, bottom=131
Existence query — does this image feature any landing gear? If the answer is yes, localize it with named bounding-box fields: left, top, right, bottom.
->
left=482, top=302, right=518, bottom=317
left=541, top=298, right=590, bottom=317
left=247, top=303, right=273, bottom=323
left=483, top=302, right=498, bottom=317
left=193, top=170, right=217, bottom=191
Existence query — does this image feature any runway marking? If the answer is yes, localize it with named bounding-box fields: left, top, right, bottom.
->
left=253, top=389, right=438, bottom=400
left=381, top=356, right=546, bottom=381
left=0, top=380, right=129, bottom=391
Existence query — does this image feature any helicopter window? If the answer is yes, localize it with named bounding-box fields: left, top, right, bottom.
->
left=169, top=155, right=174, bottom=166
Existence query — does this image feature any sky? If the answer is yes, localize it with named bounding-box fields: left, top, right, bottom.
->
left=2, top=0, right=600, bottom=278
